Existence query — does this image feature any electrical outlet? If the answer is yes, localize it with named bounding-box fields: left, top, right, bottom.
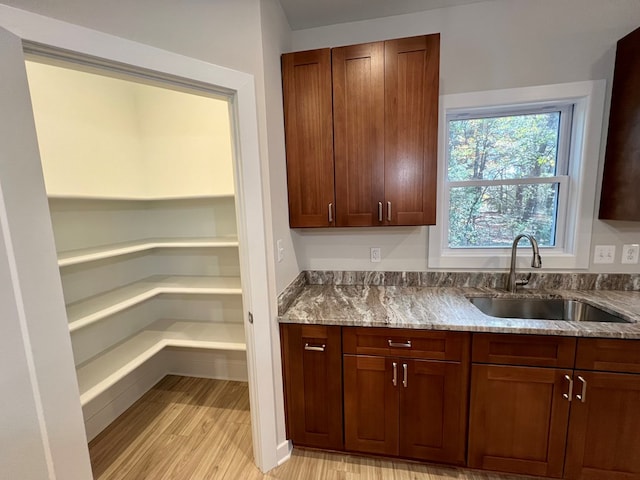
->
left=276, top=239, right=284, bottom=263
left=593, top=245, right=616, bottom=264
left=622, top=244, right=639, bottom=264
left=370, top=247, right=381, bottom=263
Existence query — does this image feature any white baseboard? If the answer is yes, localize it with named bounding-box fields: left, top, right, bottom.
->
left=166, top=347, right=248, bottom=382
left=82, top=348, right=248, bottom=441
left=83, top=353, right=168, bottom=441
left=276, top=440, right=293, bottom=466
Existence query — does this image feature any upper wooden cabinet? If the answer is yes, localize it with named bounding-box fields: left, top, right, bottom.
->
left=282, top=49, right=335, bottom=228
left=282, top=34, right=440, bottom=228
left=599, top=26, right=640, bottom=221
left=333, top=42, right=385, bottom=227
left=384, top=36, right=439, bottom=226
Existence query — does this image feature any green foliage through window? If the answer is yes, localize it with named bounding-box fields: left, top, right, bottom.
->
left=447, top=111, right=563, bottom=248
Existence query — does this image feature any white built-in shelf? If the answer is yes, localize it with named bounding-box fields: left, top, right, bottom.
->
left=76, top=319, right=246, bottom=406
left=58, top=236, right=239, bottom=267
left=47, top=193, right=235, bottom=201
left=67, top=275, right=242, bottom=333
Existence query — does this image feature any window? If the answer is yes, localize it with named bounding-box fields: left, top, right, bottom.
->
left=447, top=106, right=571, bottom=249
left=429, top=81, right=606, bottom=270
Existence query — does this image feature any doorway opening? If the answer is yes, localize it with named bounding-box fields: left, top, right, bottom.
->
left=25, top=54, right=256, bottom=468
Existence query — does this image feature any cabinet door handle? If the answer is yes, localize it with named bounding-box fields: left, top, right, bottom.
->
left=328, top=203, right=334, bottom=223
left=402, top=363, right=408, bottom=388
left=563, top=374, right=574, bottom=401
left=378, top=201, right=383, bottom=222
left=392, top=362, right=398, bottom=386
left=304, top=343, right=326, bottom=352
left=388, top=339, right=412, bottom=348
left=387, top=201, right=392, bottom=222
left=576, top=376, right=587, bottom=403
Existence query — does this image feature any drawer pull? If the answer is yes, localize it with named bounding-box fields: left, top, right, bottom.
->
left=576, top=376, right=587, bottom=403
left=563, top=374, right=574, bottom=401
left=392, top=362, right=398, bottom=386
left=388, top=339, right=412, bottom=348
left=304, top=343, right=326, bottom=352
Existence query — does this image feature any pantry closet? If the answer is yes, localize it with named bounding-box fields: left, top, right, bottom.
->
left=25, top=59, right=248, bottom=441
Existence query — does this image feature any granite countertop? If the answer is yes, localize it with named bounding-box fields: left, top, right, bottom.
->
left=278, top=285, right=640, bottom=339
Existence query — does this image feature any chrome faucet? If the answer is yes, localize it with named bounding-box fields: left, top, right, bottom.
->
left=505, top=234, right=542, bottom=292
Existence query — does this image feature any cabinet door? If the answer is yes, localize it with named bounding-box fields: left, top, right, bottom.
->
left=399, top=359, right=468, bottom=465
left=599, top=26, right=640, bottom=221
left=282, top=49, right=335, bottom=227
left=333, top=42, right=385, bottom=226
left=384, top=34, right=439, bottom=226
left=280, top=324, right=343, bottom=450
left=468, top=365, right=571, bottom=478
left=565, top=371, right=640, bottom=479
left=343, top=354, right=398, bottom=456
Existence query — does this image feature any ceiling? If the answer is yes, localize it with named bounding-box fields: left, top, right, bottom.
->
left=278, top=0, right=489, bottom=30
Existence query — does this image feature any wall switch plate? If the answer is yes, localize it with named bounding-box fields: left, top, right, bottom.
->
left=370, top=247, right=381, bottom=263
left=593, top=245, right=616, bottom=264
left=622, top=244, right=639, bottom=264
left=276, top=239, right=284, bottom=263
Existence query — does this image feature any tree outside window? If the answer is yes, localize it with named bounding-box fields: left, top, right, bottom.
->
left=446, top=109, right=570, bottom=249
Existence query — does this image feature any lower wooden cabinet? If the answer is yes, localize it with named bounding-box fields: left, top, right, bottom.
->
left=468, top=364, right=572, bottom=478
left=280, top=324, right=343, bottom=450
left=280, top=327, right=640, bottom=479
left=342, top=328, right=469, bottom=464
left=565, top=338, right=640, bottom=479
left=343, top=355, right=398, bottom=455
left=343, top=353, right=468, bottom=464
left=564, top=371, right=640, bottom=479
left=470, top=334, right=640, bottom=480
left=399, top=358, right=468, bottom=464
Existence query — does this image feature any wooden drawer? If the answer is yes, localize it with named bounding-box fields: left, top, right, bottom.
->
left=343, top=327, right=469, bottom=361
left=472, top=333, right=576, bottom=368
left=576, top=338, right=640, bottom=374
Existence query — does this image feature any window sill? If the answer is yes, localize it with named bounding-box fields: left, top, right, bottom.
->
left=427, top=250, right=589, bottom=270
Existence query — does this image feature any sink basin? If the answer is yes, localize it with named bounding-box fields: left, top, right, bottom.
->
left=468, top=297, right=630, bottom=323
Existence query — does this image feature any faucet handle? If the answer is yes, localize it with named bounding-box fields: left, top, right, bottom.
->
left=516, top=272, right=533, bottom=287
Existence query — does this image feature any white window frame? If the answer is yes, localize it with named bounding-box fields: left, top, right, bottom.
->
left=428, top=81, right=606, bottom=270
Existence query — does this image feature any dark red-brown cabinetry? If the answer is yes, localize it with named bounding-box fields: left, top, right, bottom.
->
left=282, top=35, right=439, bottom=227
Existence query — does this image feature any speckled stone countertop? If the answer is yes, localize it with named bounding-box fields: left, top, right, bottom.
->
left=278, top=285, right=640, bottom=339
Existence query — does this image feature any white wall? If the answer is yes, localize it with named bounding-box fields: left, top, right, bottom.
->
left=135, top=86, right=235, bottom=198
left=26, top=61, right=234, bottom=198
left=259, top=0, right=297, bottom=293
left=259, top=0, right=294, bottom=448
left=290, top=0, right=640, bottom=274
left=2, top=0, right=264, bottom=75
left=25, top=61, right=145, bottom=197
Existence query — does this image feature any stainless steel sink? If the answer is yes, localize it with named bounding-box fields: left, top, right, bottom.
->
left=468, top=297, right=630, bottom=323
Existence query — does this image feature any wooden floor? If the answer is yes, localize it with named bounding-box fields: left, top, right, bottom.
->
left=89, top=376, right=540, bottom=480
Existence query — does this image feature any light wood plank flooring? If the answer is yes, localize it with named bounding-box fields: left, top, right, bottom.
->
left=89, top=376, right=540, bottom=480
